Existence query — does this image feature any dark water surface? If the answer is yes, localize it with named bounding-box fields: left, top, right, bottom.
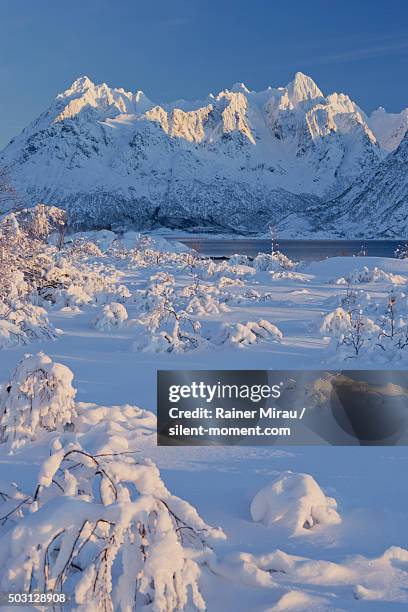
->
left=175, top=238, right=406, bottom=262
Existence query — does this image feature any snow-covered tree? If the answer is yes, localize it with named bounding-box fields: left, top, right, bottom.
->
left=0, top=442, right=225, bottom=611
left=0, top=353, right=77, bottom=449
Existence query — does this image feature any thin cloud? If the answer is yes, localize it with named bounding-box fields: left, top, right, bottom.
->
left=301, top=39, right=408, bottom=67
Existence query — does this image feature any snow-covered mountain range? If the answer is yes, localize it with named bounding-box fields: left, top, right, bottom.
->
left=1, top=72, right=407, bottom=236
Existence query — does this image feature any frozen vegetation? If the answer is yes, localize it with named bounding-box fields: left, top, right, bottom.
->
left=0, top=205, right=408, bottom=610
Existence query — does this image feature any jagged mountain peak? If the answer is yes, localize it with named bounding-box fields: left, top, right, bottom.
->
left=230, top=82, right=251, bottom=93
left=286, top=71, right=324, bottom=106
left=58, top=75, right=96, bottom=97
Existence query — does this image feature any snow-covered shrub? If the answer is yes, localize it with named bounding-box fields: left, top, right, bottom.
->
left=321, top=306, right=380, bottom=357
left=39, top=255, right=128, bottom=308
left=253, top=251, right=295, bottom=272
left=0, top=212, right=46, bottom=301
left=95, top=283, right=131, bottom=305
left=186, top=295, right=229, bottom=315
left=68, top=237, right=104, bottom=259
left=12, top=203, right=66, bottom=246
left=178, top=281, right=206, bottom=299
left=242, top=289, right=262, bottom=301
left=0, top=300, right=56, bottom=349
left=228, top=254, right=251, bottom=266
left=0, top=205, right=70, bottom=306
left=51, top=284, right=93, bottom=308
left=322, top=288, right=408, bottom=360
left=94, top=302, right=129, bottom=331
left=132, top=273, right=175, bottom=313
left=0, top=353, right=77, bottom=449
left=0, top=319, right=25, bottom=349
left=335, top=266, right=406, bottom=285
left=250, top=472, right=341, bottom=535
left=0, top=443, right=225, bottom=610
left=323, top=288, right=376, bottom=314
left=218, top=276, right=244, bottom=289
left=213, top=320, right=283, bottom=347
left=321, top=307, right=352, bottom=336
left=133, top=308, right=205, bottom=354
left=376, top=293, right=408, bottom=354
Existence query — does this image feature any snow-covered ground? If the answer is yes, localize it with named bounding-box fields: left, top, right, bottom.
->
left=1, top=218, right=408, bottom=611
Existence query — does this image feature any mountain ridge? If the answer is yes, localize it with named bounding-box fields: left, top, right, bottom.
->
left=1, top=72, right=407, bottom=235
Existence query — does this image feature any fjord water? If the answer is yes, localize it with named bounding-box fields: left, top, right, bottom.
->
left=176, top=238, right=406, bottom=262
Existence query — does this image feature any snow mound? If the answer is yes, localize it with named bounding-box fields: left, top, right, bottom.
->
left=215, top=320, right=283, bottom=347
left=250, top=472, right=341, bottom=535
left=74, top=402, right=157, bottom=452
left=268, top=590, right=329, bottom=611
left=210, top=545, right=408, bottom=605
left=94, top=302, right=129, bottom=331
left=0, top=353, right=77, bottom=449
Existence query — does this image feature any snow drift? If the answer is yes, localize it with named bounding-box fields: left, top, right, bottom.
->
left=250, top=471, right=341, bottom=535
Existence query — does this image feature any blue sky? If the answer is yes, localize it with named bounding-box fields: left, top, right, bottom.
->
left=0, top=0, right=407, bottom=147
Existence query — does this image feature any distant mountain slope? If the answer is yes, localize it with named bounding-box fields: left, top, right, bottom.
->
left=320, top=130, right=408, bottom=238
left=368, top=107, right=408, bottom=152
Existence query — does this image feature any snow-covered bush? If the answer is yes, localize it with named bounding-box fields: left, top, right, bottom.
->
left=250, top=472, right=341, bottom=535
left=375, top=293, right=408, bottom=354
left=132, top=273, right=175, bottom=313
left=0, top=353, right=77, bottom=449
left=186, top=295, right=229, bottom=315
left=228, top=254, right=251, bottom=266
left=323, top=288, right=376, bottom=314
left=0, top=442, right=225, bottom=610
left=213, top=320, right=283, bottom=347
left=218, top=276, right=244, bottom=289
left=94, top=302, right=129, bottom=331
left=253, top=251, right=295, bottom=272
left=134, top=307, right=205, bottom=354
left=0, top=205, right=69, bottom=304
left=0, top=300, right=57, bottom=349
left=322, top=287, right=408, bottom=360
left=39, top=255, right=128, bottom=308
left=12, top=203, right=67, bottom=246
left=321, top=306, right=380, bottom=358
left=335, top=266, right=406, bottom=285
left=68, top=237, right=104, bottom=259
